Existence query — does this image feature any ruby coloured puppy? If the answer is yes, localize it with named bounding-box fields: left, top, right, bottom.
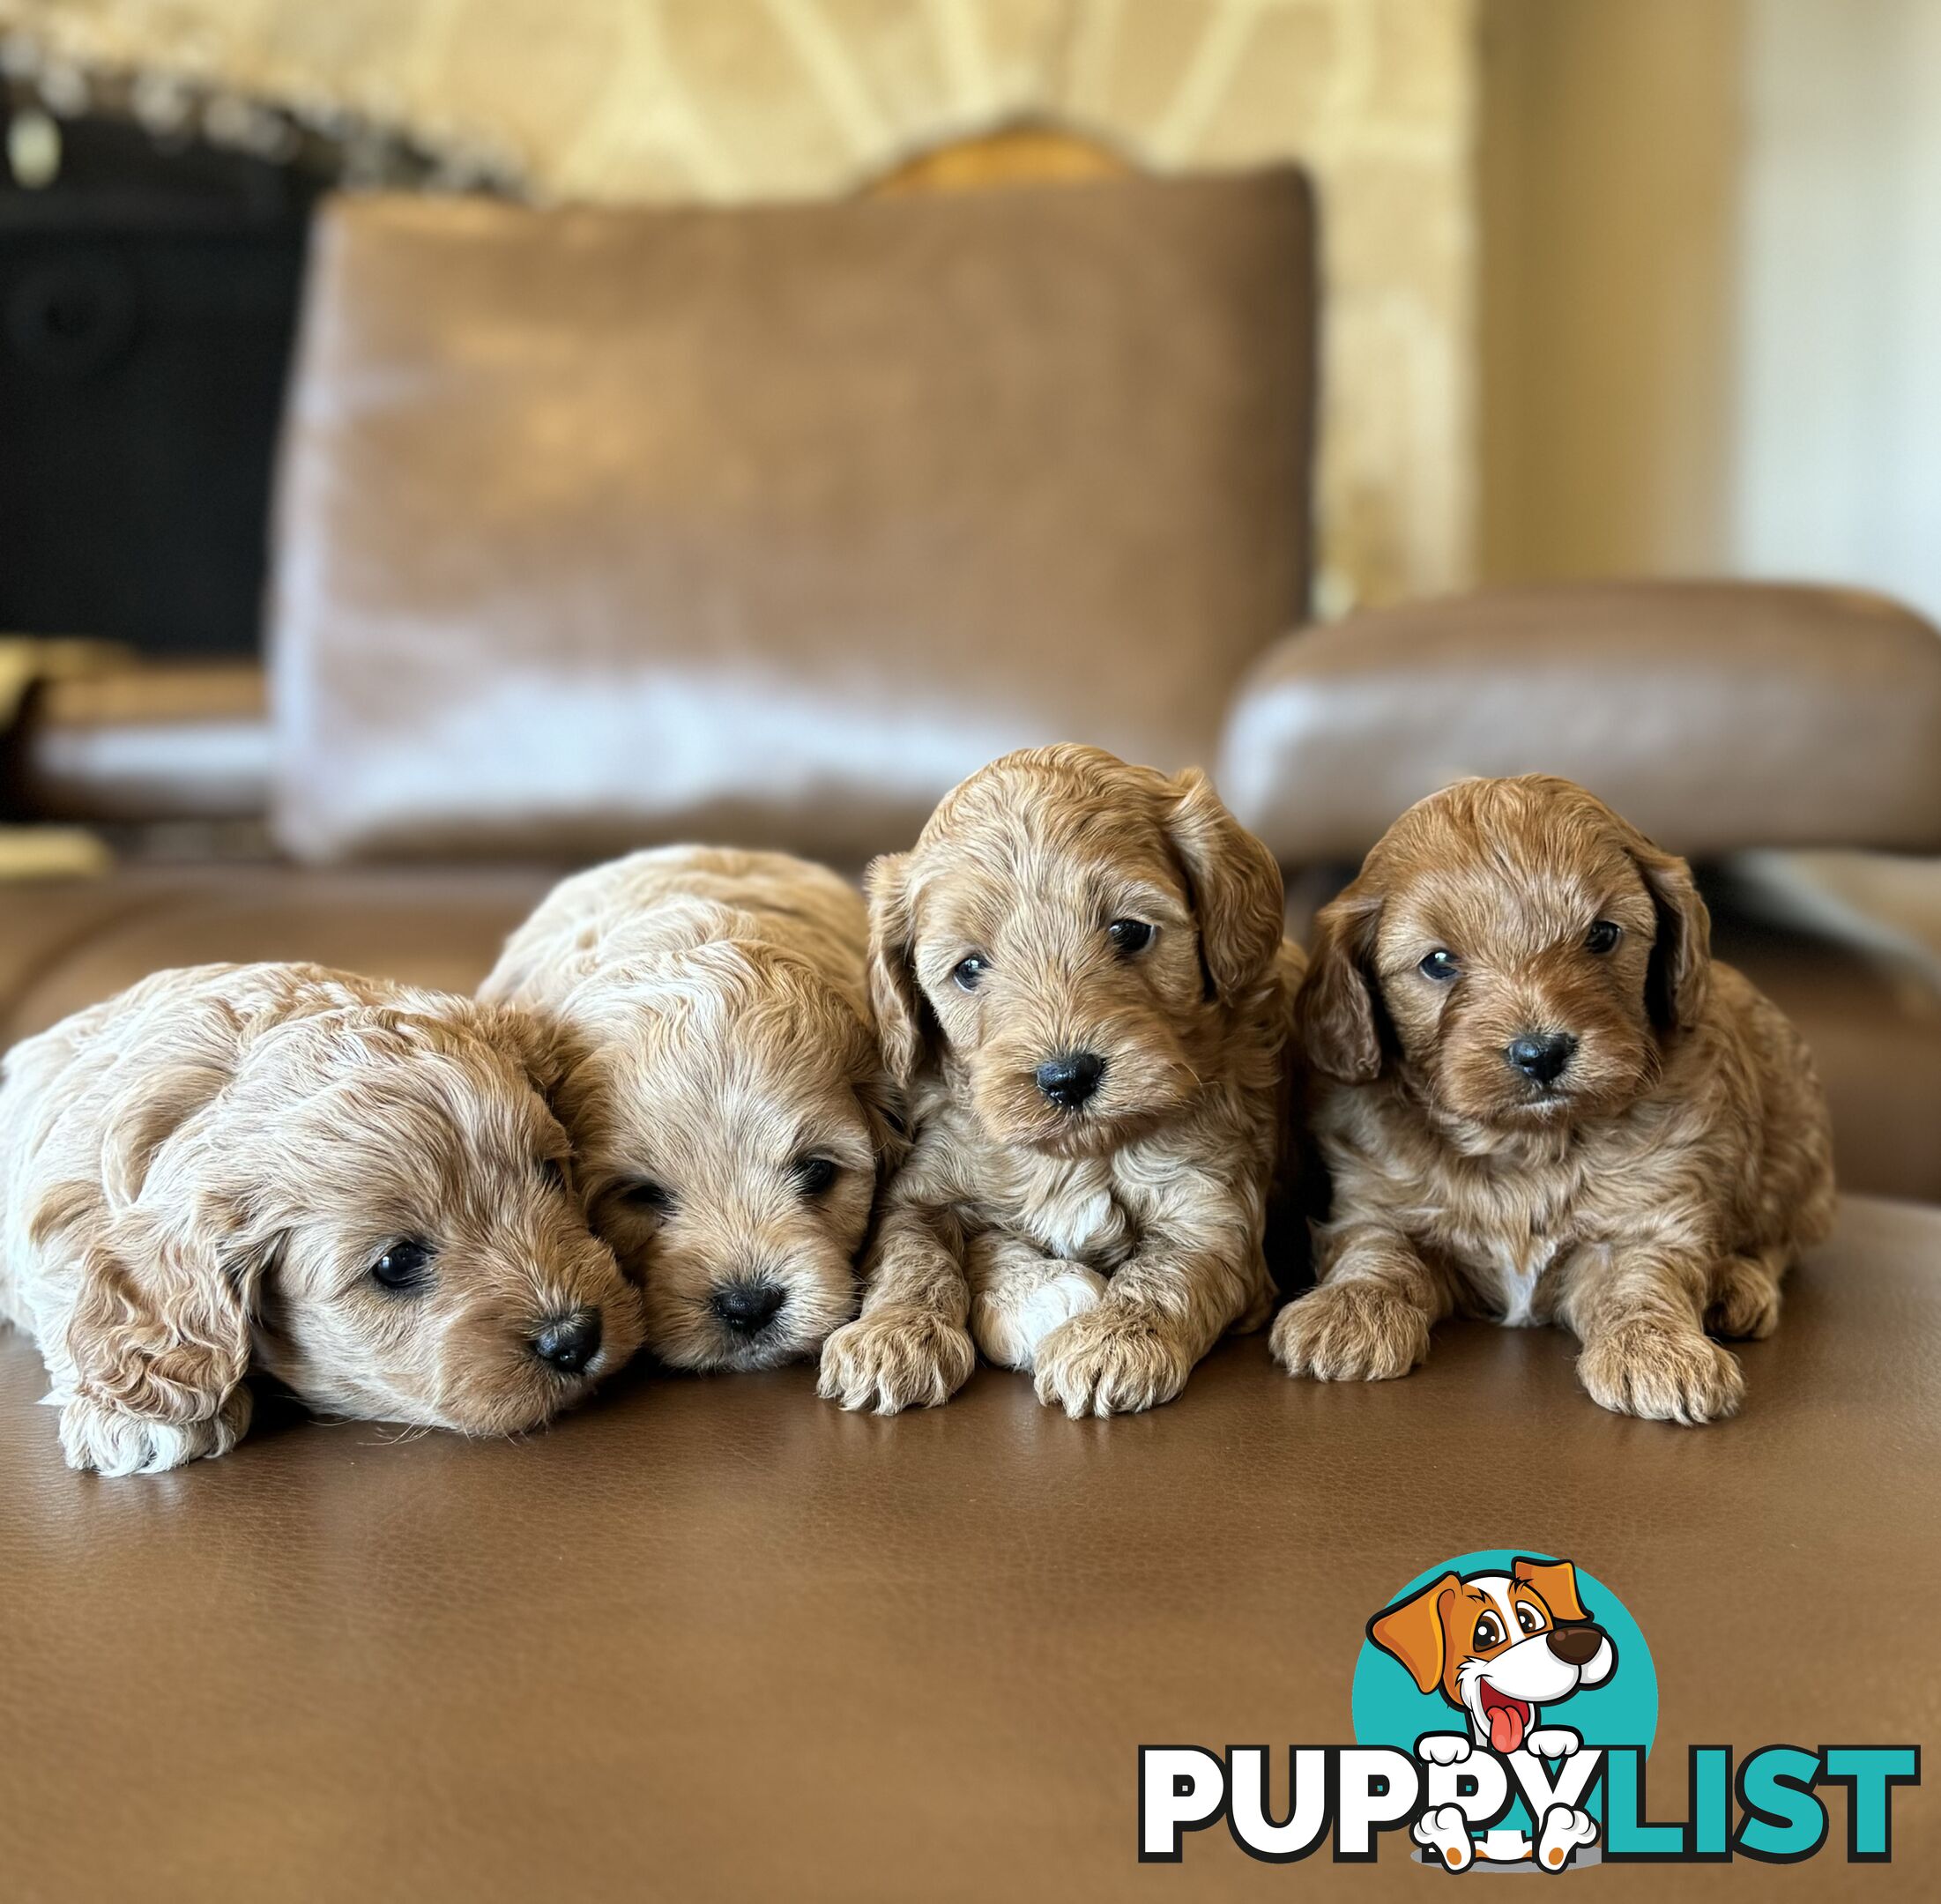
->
left=482, top=848, right=904, bottom=1373
left=1273, top=775, right=1834, bottom=1424
left=819, top=744, right=1302, bottom=1418
left=0, top=963, right=643, bottom=1476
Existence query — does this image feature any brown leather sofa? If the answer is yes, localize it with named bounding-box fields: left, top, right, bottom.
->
left=4, top=173, right=1938, bottom=1897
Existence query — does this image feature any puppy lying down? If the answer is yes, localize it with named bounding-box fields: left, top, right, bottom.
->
left=1274, top=775, right=1834, bottom=1423
left=483, top=847, right=904, bottom=1373
left=821, top=745, right=1303, bottom=1417
left=0, top=963, right=643, bottom=1475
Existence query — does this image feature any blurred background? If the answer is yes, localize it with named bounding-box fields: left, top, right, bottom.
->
left=0, top=0, right=1937, bottom=1199
left=4, top=0, right=1937, bottom=646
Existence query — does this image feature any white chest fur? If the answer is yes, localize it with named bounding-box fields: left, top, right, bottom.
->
left=1434, top=1150, right=1590, bottom=1327
left=1491, top=1231, right=1562, bottom=1326
left=1011, top=1158, right=1136, bottom=1268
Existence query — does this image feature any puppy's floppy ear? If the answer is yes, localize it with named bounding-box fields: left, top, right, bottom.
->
left=853, top=1066, right=911, bottom=1177
left=1630, top=836, right=1712, bottom=1037
left=66, top=1201, right=274, bottom=1437
left=470, top=1000, right=573, bottom=1099
left=1513, top=1556, right=1590, bottom=1625
left=832, top=993, right=911, bottom=1174
left=865, top=852, right=930, bottom=1090
left=1368, top=1573, right=1458, bottom=1695
left=1162, top=768, right=1285, bottom=1001
left=1298, top=882, right=1386, bottom=1082
left=65, top=1056, right=270, bottom=1438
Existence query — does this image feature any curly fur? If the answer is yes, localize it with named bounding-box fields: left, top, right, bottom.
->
left=0, top=963, right=643, bottom=1475
left=1272, top=776, right=1836, bottom=1424
left=482, top=848, right=904, bottom=1372
left=818, top=745, right=1303, bottom=1418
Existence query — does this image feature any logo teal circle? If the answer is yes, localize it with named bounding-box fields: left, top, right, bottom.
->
left=1351, top=1550, right=1656, bottom=1830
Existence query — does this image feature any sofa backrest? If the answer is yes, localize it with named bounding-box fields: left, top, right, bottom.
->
left=268, top=171, right=1314, bottom=863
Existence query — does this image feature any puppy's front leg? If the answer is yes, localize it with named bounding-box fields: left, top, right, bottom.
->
left=1563, top=1245, right=1744, bottom=1424
left=965, top=1231, right=1107, bottom=1372
left=1031, top=1209, right=1262, bottom=1417
left=1270, top=1223, right=1449, bottom=1382
left=816, top=1205, right=976, bottom=1414
left=56, top=1381, right=253, bottom=1477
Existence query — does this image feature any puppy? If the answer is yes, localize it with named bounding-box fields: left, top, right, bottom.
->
left=818, top=744, right=1301, bottom=1418
left=481, top=847, right=904, bottom=1373
left=0, top=962, right=643, bottom=1476
left=1274, top=775, right=1834, bottom=1424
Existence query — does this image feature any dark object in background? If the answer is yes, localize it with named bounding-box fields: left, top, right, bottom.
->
left=0, top=109, right=316, bottom=655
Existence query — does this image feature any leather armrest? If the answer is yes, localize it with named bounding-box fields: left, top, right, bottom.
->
left=10, top=659, right=269, bottom=824
left=1218, top=581, right=1941, bottom=863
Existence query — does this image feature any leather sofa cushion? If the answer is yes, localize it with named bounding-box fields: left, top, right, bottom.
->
left=0, top=866, right=553, bottom=1047
left=271, top=175, right=1314, bottom=864
left=11, top=660, right=269, bottom=823
left=1220, top=581, right=1941, bottom=863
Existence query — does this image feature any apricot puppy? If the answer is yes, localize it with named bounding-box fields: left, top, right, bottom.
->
left=483, top=848, right=904, bottom=1373
left=1273, top=776, right=1834, bottom=1424
left=819, top=744, right=1301, bottom=1418
left=0, top=963, right=643, bottom=1476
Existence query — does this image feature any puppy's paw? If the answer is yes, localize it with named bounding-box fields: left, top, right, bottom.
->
left=1413, top=1804, right=1474, bottom=1871
left=1417, top=1732, right=1474, bottom=1766
left=1269, top=1282, right=1430, bottom=1382
left=1706, top=1254, right=1782, bottom=1340
left=1535, top=1804, right=1598, bottom=1871
left=56, top=1384, right=251, bottom=1476
left=1577, top=1325, right=1744, bottom=1424
left=816, top=1308, right=975, bottom=1414
left=970, top=1262, right=1108, bottom=1372
left=1032, top=1308, right=1193, bottom=1417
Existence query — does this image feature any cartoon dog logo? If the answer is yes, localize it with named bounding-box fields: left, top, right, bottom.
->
left=1369, top=1557, right=1617, bottom=1871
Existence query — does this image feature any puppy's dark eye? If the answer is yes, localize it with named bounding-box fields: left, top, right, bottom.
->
left=1419, top=948, right=1460, bottom=981
left=370, top=1239, right=434, bottom=1293
left=1474, top=1611, right=1504, bottom=1650
left=953, top=956, right=987, bottom=993
left=1106, top=919, right=1154, bottom=956
left=794, top=1157, right=837, bottom=1197
left=1516, top=1603, right=1544, bottom=1634
left=536, top=1155, right=567, bottom=1192
left=1585, top=920, right=1621, bottom=955
left=621, top=1179, right=671, bottom=1214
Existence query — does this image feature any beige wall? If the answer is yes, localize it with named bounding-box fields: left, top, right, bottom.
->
left=1478, top=0, right=1744, bottom=582
left=4, top=0, right=1484, bottom=615
left=1480, top=0, right=1941, bottom=624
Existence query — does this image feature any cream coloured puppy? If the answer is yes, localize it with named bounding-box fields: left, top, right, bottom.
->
left=483, top=847, right=904, bottom=1373
left=0, top=962, right=643, bottom=1476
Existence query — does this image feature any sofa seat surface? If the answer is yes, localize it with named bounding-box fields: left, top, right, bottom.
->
left=0, top=864, right=557, bottom=1047
left=2, top=1195, right=1935, bottom=1902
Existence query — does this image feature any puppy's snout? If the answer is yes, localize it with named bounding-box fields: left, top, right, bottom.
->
left=1545, top=1623, right=1605, bottom=1666
left=1506, top=1031, right=1577, bottom=1084
left=1035, top=1051, right=1104, bottom=1108
left=710, top=1280, right=786, bottom=1335
left=532, top=1306, right=603, bottom=1374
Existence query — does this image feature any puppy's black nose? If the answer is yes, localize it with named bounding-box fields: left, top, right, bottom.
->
left=532, top=1307, right=602, bottom=1373
left=1546, top=1623, right=1605, bottom=1666
left=1506, top=1032, right=1577, bottom=1084
left=711, top=1281, right=786, bottom=1335
left=1035, top=1051, right=1104, bottom=1107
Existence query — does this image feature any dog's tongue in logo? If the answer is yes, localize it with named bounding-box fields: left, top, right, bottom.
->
left=1480, top=1685, right=1530, bottom=1754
